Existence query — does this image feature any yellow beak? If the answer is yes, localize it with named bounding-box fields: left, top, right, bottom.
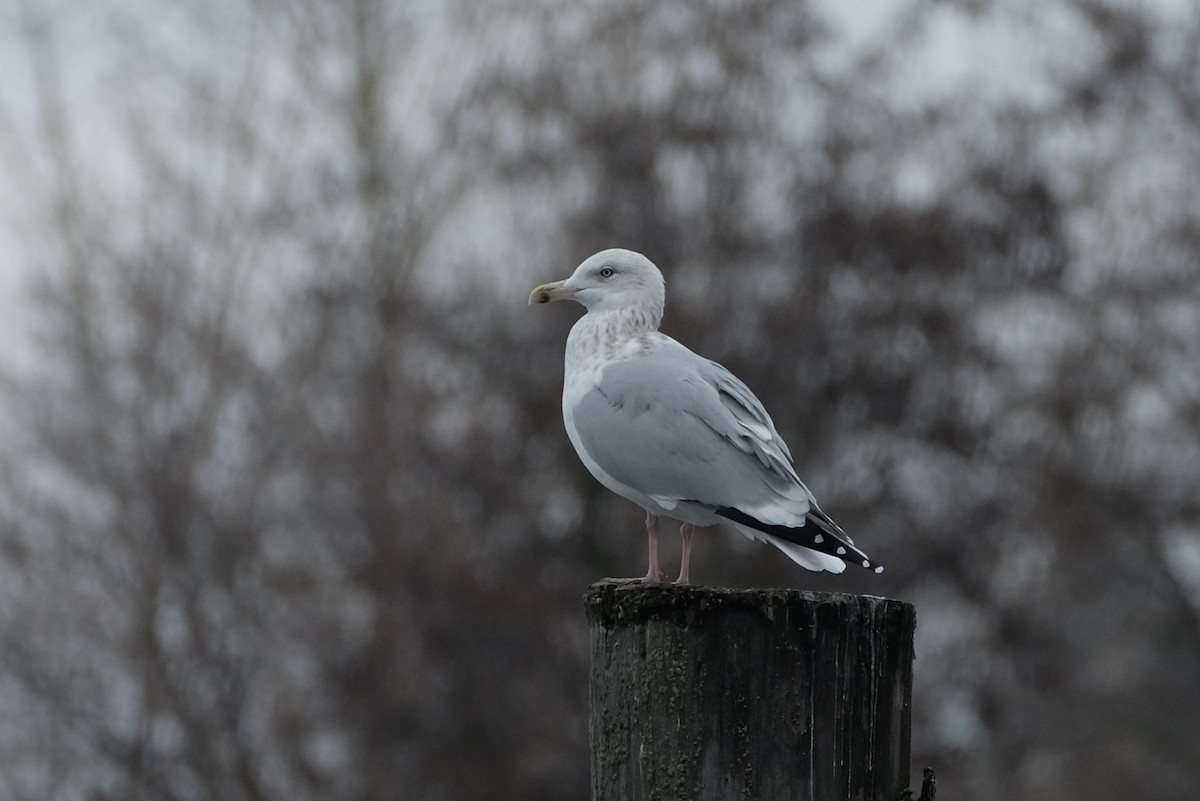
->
left=529, top=279, right=576, bottom=305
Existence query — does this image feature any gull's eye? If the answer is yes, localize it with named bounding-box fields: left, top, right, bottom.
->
left=599, top=267, right=615, bottom=278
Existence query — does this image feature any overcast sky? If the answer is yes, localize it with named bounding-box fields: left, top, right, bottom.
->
left=1, top=0, right=1195, bottom=361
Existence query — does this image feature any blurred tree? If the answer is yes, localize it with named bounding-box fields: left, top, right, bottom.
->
left=1, top=1, right=589, bottom=799
left=0, top=0, right=1198, bottom=800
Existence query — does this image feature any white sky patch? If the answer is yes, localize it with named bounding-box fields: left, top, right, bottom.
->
left=768, top=73, right=828, bottom=152
left=891, top=155, right=941, bottom=209
left=1161, top=525, right=1200, bottom=613
left=1122, top=383, right=1174, bottom=427
left=420, top=179, right=575, bottom=302
left=809, top=0, right=915, bottom=74
left=0, top=3, right=218, bottom=381
left=972, top=293, right=1089, bottom=387
left=990, top=535, right=1054, bottom=605
left=933, top=689, right=989, bottom=749
left=910, top=583, right=992, bottom=748
left=884, top=2, right=1101, bottom=113
left=0, top=26, right=46, bottom=383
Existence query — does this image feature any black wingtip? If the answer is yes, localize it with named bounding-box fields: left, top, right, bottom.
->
left=715, top=506, right=883, bottom=572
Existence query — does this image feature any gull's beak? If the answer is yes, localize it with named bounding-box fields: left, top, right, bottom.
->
left=529, top=279, right=576, bottom=305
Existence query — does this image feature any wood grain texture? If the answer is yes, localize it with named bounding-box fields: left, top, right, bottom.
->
left=586, top=584, right=915, bottom=801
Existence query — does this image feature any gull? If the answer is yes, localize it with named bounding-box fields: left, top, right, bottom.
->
left=530, top=248, right=882, bottom=583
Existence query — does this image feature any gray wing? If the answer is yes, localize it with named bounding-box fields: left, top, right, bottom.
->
left=570, top=343, right=812, bottom=525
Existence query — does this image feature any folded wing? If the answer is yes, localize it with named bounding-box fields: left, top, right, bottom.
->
left=568, top=341, right=881, bottom=572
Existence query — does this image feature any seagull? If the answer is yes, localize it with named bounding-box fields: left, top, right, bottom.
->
left=530, top=248, right=882, bottom=583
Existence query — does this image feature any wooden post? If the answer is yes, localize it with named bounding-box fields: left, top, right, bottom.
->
left=585, top=584, right=916, bottom=801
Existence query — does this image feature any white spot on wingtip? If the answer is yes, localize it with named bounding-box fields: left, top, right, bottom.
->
left=874, top=566, right=885, bottom=574
left=814, top=534, right=824, bottom=543
left=862, top=559, right=870, bottom=568
left=836, top=546, right=847, bottom=555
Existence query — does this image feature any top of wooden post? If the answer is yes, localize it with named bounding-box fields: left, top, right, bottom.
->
left=585, top=582, right=913, bottom=629
left=585, top=582, right=917, bottom=801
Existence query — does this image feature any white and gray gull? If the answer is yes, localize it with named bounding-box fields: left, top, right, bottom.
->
left=529, top=248, right=882, bottom=583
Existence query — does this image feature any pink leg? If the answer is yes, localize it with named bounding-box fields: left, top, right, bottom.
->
left=604, top=512, right=667, bottom=583
left=674, top=523, right=696, bottom=585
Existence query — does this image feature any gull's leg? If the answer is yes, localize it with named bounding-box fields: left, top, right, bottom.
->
left=674, top=523, right=696, bottom=585
left=604, top=512, right=667, bottom=583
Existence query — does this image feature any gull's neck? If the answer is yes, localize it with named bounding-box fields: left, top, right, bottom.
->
left=565, top=307, right=659, bottom=375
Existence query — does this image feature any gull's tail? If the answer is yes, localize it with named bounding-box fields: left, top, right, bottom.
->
left=716, top=506, right=884, bottom=574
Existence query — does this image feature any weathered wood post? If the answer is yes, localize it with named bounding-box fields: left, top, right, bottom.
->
left=585, top=584, right=916, bottom=801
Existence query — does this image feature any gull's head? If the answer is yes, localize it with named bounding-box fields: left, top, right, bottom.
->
left=529, top=249, right=666, bottom=322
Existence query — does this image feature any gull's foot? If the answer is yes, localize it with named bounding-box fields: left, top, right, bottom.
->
left=602, top=570, right=667, bottom=584
left=674, top=523, right=695, bottom=585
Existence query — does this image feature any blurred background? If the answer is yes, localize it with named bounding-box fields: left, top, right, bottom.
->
left=1, top=0, right=1198, bottom=799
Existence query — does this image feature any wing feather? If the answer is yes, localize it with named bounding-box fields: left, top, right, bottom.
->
left=568, top=342, right=809, bottom=524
